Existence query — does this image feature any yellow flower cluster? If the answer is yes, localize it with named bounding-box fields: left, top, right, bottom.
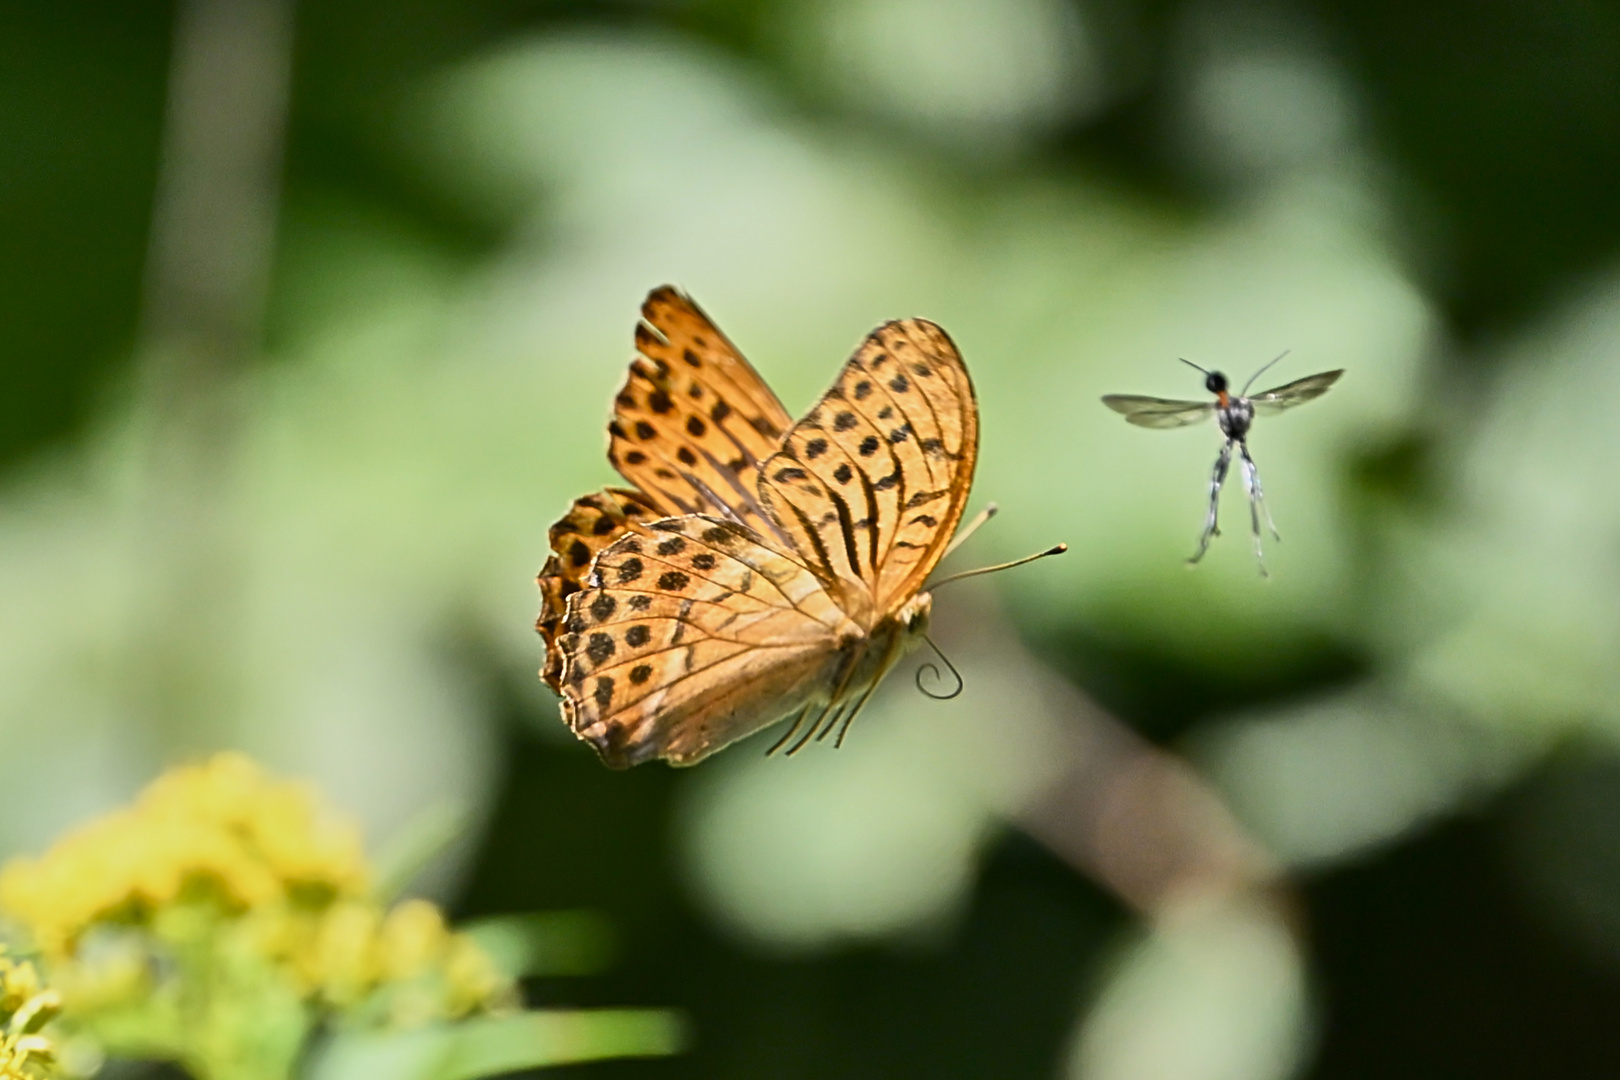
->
left=0, top=952, right=58, bottom=1079
left=0, top=753, right=511, bottom=1034
left=0, top=753, right=366, bottom=956
left=255, top=897, right=512, bottom=1025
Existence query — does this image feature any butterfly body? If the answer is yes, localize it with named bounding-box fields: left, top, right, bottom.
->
left=539, top=288, right=976, bottom=768
left=1101, top=359, right=1343, bottom=575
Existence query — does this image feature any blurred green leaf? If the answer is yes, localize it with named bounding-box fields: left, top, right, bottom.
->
left=310, top=1009, right=684, bottom=1080
left=458, top=912, right=616, bottom=978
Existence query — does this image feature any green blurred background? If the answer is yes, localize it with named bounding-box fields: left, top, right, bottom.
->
left=8, top=0, right=1620, bottom=1076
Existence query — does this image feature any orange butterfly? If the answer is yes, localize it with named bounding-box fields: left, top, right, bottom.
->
left=537, top=287, right=1058, bottom=768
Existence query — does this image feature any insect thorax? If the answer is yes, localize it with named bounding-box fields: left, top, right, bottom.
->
left=1218, top=399, right=1254, bottom=439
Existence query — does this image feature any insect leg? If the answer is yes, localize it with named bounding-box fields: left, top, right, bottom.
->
left=1237, top=441, right=1271, bottom=576
left=787, top=702, right=841, bottom=756
left=833, top=680, right=884, bottom=748
left=1189, top=438, right=1233, bottom=564
left=766, top=704, right=813, bottom=756
left=1239, top=440, right=1281, bottom=541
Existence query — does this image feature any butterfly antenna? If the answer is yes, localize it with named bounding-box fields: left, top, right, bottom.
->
left=915, top=635, right=964, bottom=700
left=942, top=503, right=998, bottom=561
left=929, top=544, right=1067, bottom=590
left=1241, top=350, right=1291, bottom=395
left=1179, top=357, right=1212, bottom=376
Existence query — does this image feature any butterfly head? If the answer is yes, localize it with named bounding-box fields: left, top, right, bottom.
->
left=895, top=591, right=933, bottom=639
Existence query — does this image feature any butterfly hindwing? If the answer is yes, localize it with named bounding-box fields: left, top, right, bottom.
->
left=557, top=516, right=859, bottom=767
left=753, top=318, right=979, bottom=616
left=537, top=487, right=662, bottom=691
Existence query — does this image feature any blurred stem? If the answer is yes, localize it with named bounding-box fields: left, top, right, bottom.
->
left=1018, top=699, right=1293, bottom=925
left=134, top=0, right=295, bottom=750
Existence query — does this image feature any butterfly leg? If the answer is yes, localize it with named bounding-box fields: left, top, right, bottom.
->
left=786, top=701, right=841, bottom=756
left=1237, top=441, right=1273, bottom=577
left=833, top=679, right=885, bottom=748
left=1189, top=438, right=1234, bottom=564
left=766, top=704, right=814, bottom=756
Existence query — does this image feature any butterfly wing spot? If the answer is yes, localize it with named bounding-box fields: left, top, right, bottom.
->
left=907, top=489, right=947, bottom=509
left=586, top=633, right=616, bottom=665
left=595, top=677, right=614, bottom=708
left=590, top=594, right=617, bottom=621
left=656, top=536, right=686, bottom=556
left=630, top=664, right=653, bottom=684
left=657, top=571, right=691, bottom=591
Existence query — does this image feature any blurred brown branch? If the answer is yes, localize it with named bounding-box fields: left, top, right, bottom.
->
left=134, top=0, right=295, bottom=749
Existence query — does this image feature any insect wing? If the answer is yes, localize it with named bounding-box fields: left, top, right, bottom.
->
left=1100, top=395, right=1215, bottom=429
left=556, top=516, right=857, bottom=768
left=1249, top=370, right=1343, bottom=415
left=754, top=319, right=979, bottom=618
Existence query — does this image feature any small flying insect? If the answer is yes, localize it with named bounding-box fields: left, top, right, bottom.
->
left=1101, top=354, right=1343, bottom=575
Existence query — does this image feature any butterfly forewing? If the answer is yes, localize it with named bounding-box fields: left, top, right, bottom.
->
left=753, top=319, right=979, bottom=618
left=1249, top=369, right=1344, bottom=415
left=1101, top=395, right=1216, bottom=429
left=609, top=288, right=794, bottom=539
left=557, top=516, right=859, bottom=767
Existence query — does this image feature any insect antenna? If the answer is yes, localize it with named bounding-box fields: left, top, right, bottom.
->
left=1240, top=349, right=1291, bottom=395
left=928, top=544, right=1067, bottom=590
left=915, top=635, right=963, bottom=701
left=942, top=502, right=998, bottom=560
left=1179, top=357, right=1212, bottom=376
